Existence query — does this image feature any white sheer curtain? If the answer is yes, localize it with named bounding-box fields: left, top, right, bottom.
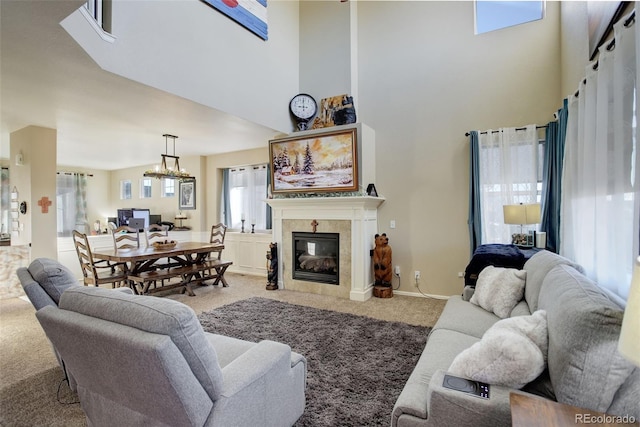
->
left=228, top=165, right=267, bottom=230
left=56, top=173, right=89, bottom=236
left=479, top=125, right=540, bottom=244
left=561, top=13, right=638, bottom=300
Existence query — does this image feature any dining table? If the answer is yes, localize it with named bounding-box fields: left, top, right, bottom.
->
left=92, top=241, right=229, bottom=296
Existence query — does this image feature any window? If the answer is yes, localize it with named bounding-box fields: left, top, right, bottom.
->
left=561, top=17, right=638, bottom=299
left=224, top=164, right=269, bottom=230
left=161, top=178, right=175, bottom=198
left=56, top=173, right=89, bottom=237
left=83, top=0, right=112, bottom=33
left=120, top=180, right=132, bottom=200
left=477, top=126, right=543, bottom=244
left=140, top=178, right=152, bottom=199
left=475, top=1, right=545, bottom=35
left=0, top=168, right=9, bottom=236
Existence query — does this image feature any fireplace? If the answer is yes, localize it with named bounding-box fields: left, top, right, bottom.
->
left=292, top=232, right=339, bottom=285
left=267, top=196, right=384, bottom=301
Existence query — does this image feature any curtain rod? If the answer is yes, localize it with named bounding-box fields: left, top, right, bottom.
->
left=465, top=125, right=548, bottom=137
left=57, top=171, right=94, bottom=177
left=575, top=10, right=635, bottom=98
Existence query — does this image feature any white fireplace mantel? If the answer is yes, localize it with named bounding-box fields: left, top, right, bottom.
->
left=267, top=196, right=385, bottom=301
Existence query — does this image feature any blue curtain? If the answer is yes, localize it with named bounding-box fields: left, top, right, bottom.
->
left=221, top=168, right=231, bottom=227
left=468, top=131, right=482, bottom=257
left=540, top=98, right=568, bottom=253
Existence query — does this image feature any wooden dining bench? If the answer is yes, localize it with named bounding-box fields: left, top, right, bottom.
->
left=127, top=259, right=233, bottom=296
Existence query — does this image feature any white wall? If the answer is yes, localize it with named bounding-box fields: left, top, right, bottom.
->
left=10, top=126, right=58, bottom=259
left=353, top=1, right=561, bottom=296
left=61, top=0, right=301, bottom=133
left=299, top=1, right=352, bottom=99
left=559, top=1, right=590, bottom=98
left=559, top=2, right=634, bottom=99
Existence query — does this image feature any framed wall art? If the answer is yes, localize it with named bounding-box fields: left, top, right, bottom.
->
left=269, top=127, right=358, bottom=194
left=179, top=179, right=196, bottom=210
left=200, top=0, right=268, bottom=40
left=311, top=94, right=357, bottom=129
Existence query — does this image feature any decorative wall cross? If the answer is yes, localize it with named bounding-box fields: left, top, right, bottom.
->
left=38, top=196, right=52, bottom=213
left=311, top=220, right=319, bottom=233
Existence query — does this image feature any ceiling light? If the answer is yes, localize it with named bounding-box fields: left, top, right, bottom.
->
left=143, top=134, right=192, bottom=181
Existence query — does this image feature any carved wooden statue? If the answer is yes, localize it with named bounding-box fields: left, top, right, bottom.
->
left=373, top=233, right=393, bottom=298
left=266, top=242, right=278, bottom=290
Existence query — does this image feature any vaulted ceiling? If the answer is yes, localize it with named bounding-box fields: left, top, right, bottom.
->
left=0, top=0, right=281, bottom=170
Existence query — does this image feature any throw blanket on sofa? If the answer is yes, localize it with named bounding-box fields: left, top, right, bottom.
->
left=464, top=244, right=528, bottom=287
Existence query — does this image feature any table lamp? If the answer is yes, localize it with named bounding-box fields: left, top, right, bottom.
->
left=618, top=256, right=640, bottom=367
left=503, top=203, right=541, bottom=246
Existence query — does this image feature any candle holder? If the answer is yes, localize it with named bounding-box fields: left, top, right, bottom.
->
left=251, top=223, right=255, bottom=234
left=241, top=219, right=245, bottom=233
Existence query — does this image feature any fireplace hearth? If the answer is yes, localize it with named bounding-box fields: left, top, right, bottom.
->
left=293, top=232, right=339, bottom=285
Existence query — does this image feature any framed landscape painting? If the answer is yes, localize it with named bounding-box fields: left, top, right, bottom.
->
left=269, top=128, right=358, bottom=194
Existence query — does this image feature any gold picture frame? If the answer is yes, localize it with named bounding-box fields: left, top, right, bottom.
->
left=269, top=127, right=358, bottom=194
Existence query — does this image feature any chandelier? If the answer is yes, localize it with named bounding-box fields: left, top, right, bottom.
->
left=143, top=134, right=193, bottom=180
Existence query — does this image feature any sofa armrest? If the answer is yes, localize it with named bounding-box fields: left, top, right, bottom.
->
left=425, top=370, right=512, bottom=427
left=113, top=286, right=134, bottom=295
left=212, top=340, right=306, bottom=426
left=219, top=340, right=303, bottom=397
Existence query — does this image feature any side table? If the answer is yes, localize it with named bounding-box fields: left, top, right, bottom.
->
left=510, top=392, right=638, bottom=427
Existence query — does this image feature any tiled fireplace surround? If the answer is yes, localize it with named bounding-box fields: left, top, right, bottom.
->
left=267, top=196, right=384, bottom=301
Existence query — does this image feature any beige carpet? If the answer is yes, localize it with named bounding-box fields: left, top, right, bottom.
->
left=0, top=273, right=446, bottom=426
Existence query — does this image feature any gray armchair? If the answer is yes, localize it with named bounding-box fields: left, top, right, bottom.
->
left=17, top=258, right=79, bottom=311
left=17, top=258, right=134, bottom=392
left=35, top=286, right=307, bottom=426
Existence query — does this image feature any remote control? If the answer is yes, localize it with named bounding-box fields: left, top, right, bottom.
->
left=442, top=374, right=490, bottom=399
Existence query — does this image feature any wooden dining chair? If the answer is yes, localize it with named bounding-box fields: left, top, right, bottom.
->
left=144, top=224, right=172, bottom=282
left=209, top=223, right=227, bottom=260
left=112, top=225, right=140, bottom=250
left=73, top=230, right=127, bottom=288
left=145, top=224, right=169, bottom=247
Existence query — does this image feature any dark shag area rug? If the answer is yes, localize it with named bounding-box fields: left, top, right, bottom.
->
left=198, top=297, right=431, bottom=427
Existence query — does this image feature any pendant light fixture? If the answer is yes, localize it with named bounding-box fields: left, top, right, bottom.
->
left=144, top=134, right=193, bottom=180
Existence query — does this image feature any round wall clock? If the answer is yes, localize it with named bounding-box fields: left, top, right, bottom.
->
left=289, top=93, right=317, bottom=131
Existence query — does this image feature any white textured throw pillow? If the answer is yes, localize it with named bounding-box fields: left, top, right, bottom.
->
left=470, top=266, right=526, bottom=318
left=449, top=310, right=548, bottom=389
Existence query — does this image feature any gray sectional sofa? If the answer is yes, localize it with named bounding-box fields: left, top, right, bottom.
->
left=392, top=250, right=640, bottom=427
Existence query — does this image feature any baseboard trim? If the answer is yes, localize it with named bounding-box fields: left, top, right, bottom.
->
left=393, top=290, right=450, bottom=300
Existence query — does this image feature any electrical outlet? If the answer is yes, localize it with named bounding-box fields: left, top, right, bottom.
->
left=394, top=265, right=400, bottom=276
left=414, top=271, right=421, bottom=280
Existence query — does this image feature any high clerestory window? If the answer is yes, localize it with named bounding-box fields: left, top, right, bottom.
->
left=161, top=178, right=175, bottom=198
left=120, top=180, right=132, bottom=200
left=475, top=1, right=545, bottom=35
left=140, top=178, right=152, bottom=199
